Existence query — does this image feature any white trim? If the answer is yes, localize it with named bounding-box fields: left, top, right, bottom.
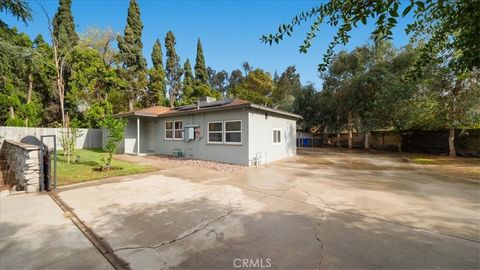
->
left=207, top=121, right=224, bottom=143
left=224, top=120, right=242, bottom=145
left=164, top=120, right=173, bottom=140
left=173, top=120, right=183, bottom=140
left=272, top=128, right=282, bottom=144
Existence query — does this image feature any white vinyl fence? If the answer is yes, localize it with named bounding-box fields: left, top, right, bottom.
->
left=0, top=126, right=103, bottom=150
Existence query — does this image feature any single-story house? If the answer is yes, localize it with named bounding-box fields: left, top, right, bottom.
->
left=114, top=97, right=302, bottom=166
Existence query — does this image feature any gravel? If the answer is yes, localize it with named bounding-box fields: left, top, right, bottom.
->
left=145, top=155, right=244, bottom=173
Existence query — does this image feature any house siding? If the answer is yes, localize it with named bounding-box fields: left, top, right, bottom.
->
left=247, top=109, right=297, bottom=165
left=155, top=109, right=250, bottom=165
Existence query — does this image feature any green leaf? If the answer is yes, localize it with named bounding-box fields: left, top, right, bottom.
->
left=402, top=4, right=414, bottom=17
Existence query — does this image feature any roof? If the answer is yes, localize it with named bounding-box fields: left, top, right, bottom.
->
left=114, top=106, right=172, bottom=117
left=114, top=99, right=302, bottom=120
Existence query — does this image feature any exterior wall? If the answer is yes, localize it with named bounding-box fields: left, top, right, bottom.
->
left=248, top=109, right=297, bottom=165
left=124, top=118, right=138, bottom=154
left=0, top=126, right=102, bottom=150
left=155, top=109, right=250, bottom=165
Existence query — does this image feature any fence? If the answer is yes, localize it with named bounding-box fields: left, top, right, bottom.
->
left=0, top=126, right=103, bottom=150
left=300, top=129, right=480, bottom=158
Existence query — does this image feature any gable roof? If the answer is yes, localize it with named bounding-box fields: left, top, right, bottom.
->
left=114, top=99, right=302, bottom=120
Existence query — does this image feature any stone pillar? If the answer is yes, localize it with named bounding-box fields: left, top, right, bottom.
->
left=1, top=140, right=41, bottom=192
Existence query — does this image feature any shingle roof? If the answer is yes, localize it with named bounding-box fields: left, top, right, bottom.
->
left=114, top=99, right=301, bottom=119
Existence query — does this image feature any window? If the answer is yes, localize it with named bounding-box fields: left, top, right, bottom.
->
left=174, top=121, right=183, bottom=140
left=273, top=129, right=281, bottom=144
left=225, top=120, right=242, bottom=144
left=165, top=121, right=173, bottom=140
left=208, top=122, right=223, bottom=143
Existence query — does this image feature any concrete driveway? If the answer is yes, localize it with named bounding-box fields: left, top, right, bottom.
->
left=57, top=148, right=480, bottom=269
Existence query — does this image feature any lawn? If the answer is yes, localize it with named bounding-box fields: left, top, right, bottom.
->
left=406, top=153, right=480, bottom=181
left=56, top=149, right=156, bottom=185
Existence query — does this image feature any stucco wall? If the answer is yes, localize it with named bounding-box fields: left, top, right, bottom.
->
left=248, top=109, right=297, bottom=165
left=155, top=109, right=250, bottom=165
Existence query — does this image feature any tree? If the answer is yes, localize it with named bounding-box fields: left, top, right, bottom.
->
left=100, top=116, right=127, bottom=169
left=165, top=31, right=183, bottom=107
left=146, top=38, right=167, bottom=107
left=194, top=38, right=208, bottom=84
left=117, top=0, right=148, bottom=111
left=52, top=0, right=78, bottom=50
left=226, top=69, right=244, bottom=98
left=79, top=26, right=117, bottom=67
left=261, top=0, right=479, bottom=74
left=181, top=59, right=194, bottom=104
left=235, top=69, right=274, bottom=106
left=208, top=68, right=229, bottom=97
left=0, top=0, right=32, bottom=27
left=273, top=66, right=301, bottom=111
left=0, top=27, right=49, bottom=127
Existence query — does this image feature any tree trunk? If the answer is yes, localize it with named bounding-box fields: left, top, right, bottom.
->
left=27, top=73, right=33, bottom=104
left=449, top=127, right=456, bottom=157
left=347, top=110, right=353, bottom=149
left=364, top=131, right=370, bottom=150
left=397, top=135, right=403, bottom=153
left=8, top=106, right=15, bottom=118
left=336, top=133, right=341, bottom=148
left=128, top=99, right=134, bottom=111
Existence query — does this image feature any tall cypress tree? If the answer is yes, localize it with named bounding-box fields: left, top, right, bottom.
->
left=165, top=31, right=183, bottom=107
left=194, top=38, right=208, bottom=84
left=181, top=59, right=194, bottom=103
left=117, top=0, right=148, bottom=110
left=52, top=0, right=78, bottom=50
left=148, top=39, right=166, bottom=106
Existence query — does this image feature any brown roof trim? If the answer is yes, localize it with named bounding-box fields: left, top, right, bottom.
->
left=157, top=103, right=302, bottom=119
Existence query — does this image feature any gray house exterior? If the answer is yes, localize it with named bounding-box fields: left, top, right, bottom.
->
left=115, top=98, right=301, bottom=166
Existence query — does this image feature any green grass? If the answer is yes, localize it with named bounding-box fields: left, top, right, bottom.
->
left=56, top=149, right=155, bottom=185
left=413, top=158, right=436, bottom=165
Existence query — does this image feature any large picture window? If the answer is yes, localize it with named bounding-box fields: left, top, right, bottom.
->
left=273, top=129, right=281, bottom=144
left=208, top=122, right=223, bottom=143
left=174, top=121, right=183, bottom=140
left=165, top=121, right=173, bottom=140
left=225, top=120, right=242, bottom=144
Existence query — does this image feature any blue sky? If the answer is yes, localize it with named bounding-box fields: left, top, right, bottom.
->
left=3, top=0, right=414, bottom=87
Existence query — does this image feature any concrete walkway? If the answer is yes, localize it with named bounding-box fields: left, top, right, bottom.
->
left=0, top=193, right=113, bottom=269
left=56, top=149, right=480, bottom=269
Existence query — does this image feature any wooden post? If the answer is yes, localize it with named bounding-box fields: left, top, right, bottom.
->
left=137, top=117, right=140, bottom=156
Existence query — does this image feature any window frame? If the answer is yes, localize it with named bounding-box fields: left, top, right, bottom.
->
left=207, top=121, right=224, bottom=144
left=173, top=120, right=183, bottom=140
left=272, top=128, right=282, bottom=145
left=224, top=120, right=242, bottom=145
left=165, top=121, right=173, bottom=140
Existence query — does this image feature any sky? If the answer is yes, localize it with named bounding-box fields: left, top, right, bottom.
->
left=3, top=0, right=414, bottom=88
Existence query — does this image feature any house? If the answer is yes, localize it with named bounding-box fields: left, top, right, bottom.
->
left=115, top=97, right=302, bottom=166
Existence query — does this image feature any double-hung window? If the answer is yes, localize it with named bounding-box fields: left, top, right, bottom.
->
left=165, top=121, right=173, bottom=140
left=174, top=121, right=183, bottom=140
left=273, top=129, right=281, bottom=144
left=165, top=120, right=183, bottom=140
left=224, top=120, right=242, bottom=144
left=208, top=122, right=223, bottom=143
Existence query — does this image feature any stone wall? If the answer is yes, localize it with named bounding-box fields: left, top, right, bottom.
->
left=1, top=140, right=41, bottom=192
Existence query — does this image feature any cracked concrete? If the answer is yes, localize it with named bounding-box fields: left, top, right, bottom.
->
left=55, top=148, right=479, bottom=269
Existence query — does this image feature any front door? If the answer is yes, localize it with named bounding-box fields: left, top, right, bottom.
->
left=146, top=120, right=155, bottom=152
